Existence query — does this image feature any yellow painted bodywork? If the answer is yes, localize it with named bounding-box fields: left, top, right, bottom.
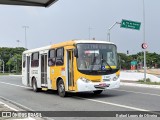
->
left=50, top=40, right=75, bottom=90
left=48, top=40, right=119, bottom=92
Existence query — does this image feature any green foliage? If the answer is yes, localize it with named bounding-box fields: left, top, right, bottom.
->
left=138, top=78, right=151, bottom=82
left=0, top=47, right=25, bottom=73
left=138, top=78, right=160, bottom=85
left=118, top=52, right=160, bottom=70
left=118, top=53, right=133, bottom=69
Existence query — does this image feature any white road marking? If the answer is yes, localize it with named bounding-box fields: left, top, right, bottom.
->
left=0, top=96, right=38, bottom=120
left=0, top=95, right=34, bottom=111
left=0, top=81, right=30, bottom=89
left=77, top=97, right=149, bottom=111
left=112, top=89, right=160, bottom=97
left=1, top=81, right=160, bottom=114
left=0, top=101, right=18, bottom=111
left=1, top=81, right=160, bottom=97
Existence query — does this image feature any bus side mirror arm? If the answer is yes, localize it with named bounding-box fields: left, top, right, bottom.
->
left=118, top=55, right=121, bottom=70
left=74, top=49, right=78, bottom=58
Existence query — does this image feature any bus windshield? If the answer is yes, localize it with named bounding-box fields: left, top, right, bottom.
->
left=77, top=43, right=118, bottom=71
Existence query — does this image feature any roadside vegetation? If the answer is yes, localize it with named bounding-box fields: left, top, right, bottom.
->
left=1, top=47, right=160, bottom=74
left=138, top=78, right=160, bottom=85
left=118, top=52, right=160, bottom=70
left=0, top=47, right=25, bottom=74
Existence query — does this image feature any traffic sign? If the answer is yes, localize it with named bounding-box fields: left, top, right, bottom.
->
left=121, top=19, right=141, bottom=30
left=142, top=43, right=148, bottom=49
left=131, top=61, right=137, bottom=65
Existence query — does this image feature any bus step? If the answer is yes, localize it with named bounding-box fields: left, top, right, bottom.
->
left=41, top=88, right=48, bottom=91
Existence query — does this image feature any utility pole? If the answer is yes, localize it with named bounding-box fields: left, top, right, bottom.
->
left=23, top=26, right=29, bottom=49
left=143, top=0, right=147, bottom=82
left=88, top=26, right=93, bottom=40
left=107, top=22, right=121, bottom=42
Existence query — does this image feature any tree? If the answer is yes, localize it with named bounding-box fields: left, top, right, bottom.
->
left=118, top=53, right=132, bottom=70
left=0, top=47, right=25, bottom=73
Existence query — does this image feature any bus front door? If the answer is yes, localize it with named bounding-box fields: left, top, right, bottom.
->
left=27, top=56, right=30, bottom=86
left=41, top=54, right=47, bottom=88
left=67, top=50, right=74, bottom=91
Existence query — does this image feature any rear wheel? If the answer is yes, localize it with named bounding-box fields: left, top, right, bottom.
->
left=57, top=79, right=66, bottom=97
left=93, top=90, right=103, bottom=95
left=32, top=78, right=39, bottom=92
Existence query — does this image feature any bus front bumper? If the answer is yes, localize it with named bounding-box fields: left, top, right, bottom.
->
left=77, top=78, right=120, bottom=92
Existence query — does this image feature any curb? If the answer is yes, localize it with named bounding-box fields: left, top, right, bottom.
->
left=120, top=82, right=160, bottom=89
left=9, top=74, right=22, bottom=77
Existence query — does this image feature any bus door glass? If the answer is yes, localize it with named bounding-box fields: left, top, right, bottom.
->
left=67, top=50, right=74, bottom=90
left=41, top=54, right=47, bottom=87
left=27, top=56, right=30, bottom=86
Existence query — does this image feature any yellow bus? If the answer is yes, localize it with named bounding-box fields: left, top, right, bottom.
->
left=22, top=40, right=120, bottom=97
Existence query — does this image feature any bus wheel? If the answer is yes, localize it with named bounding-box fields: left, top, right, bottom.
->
left=32, top=78, right=39, bottom=92
left=93, top=90, right=103, bottom=95
left=58, top=79, right=66, bottom=97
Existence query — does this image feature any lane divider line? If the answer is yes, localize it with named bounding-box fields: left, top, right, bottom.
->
left=76, top=97, right=149, bottom=111
left=1, top=81, right=160, bottom=115
left=112, top=89, right=160, bottom=97
left=0, top=82, right=30, bottom=89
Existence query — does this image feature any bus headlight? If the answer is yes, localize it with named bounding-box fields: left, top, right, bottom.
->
left=112, top=76, right=119, bottom=81
left=80, top=77, right=91, bottom=83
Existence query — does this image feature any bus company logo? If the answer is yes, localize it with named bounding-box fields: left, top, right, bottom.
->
left=2, top=112, right=11, bottom=117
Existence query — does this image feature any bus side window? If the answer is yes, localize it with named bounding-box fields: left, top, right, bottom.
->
left=31, top=52, right=39, bottom=67
left=23, top=54, right=26, bottom=68
left=56, top=48, right=64, bottom=66
left=48, top=49, right=56, bottom=66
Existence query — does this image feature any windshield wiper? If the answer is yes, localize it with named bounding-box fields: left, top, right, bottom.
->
left=90, top=53, right=96, bottom=71
left=101, top=54, right=112, bottom=71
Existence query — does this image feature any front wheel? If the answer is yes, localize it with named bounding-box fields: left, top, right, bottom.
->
left=58, top=79, right=66, bottom=97
left=93, top=90, right=103, bottom=95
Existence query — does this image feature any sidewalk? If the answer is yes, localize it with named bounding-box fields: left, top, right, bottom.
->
left=138, top=69, right=160, bottom=75
left=120, top=69, right=160, bottom=89
left=0, top=99, right=40, bottom=120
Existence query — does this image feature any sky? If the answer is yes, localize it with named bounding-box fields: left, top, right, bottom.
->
left=0, top=0, right=159, bottom=54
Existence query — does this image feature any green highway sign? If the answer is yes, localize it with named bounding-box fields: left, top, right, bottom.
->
left=121, top=19, right=141, bottom=30
left=131, top=60, right=137, bottom=65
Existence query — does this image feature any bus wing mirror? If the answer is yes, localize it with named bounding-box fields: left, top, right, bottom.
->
left=74, top=49, right=78, bottom=58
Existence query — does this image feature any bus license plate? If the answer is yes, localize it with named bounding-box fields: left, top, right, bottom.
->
left=99, top=83, right=107, bottom=87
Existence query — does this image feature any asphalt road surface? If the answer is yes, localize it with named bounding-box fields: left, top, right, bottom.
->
left=0, top=75, right=160, bottom=120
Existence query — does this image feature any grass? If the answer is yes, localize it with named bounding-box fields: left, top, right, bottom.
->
left=0, top=73, right=21, bottom=75
left=138, top=78, right=160, bottom=85
left=0, top=73, right=11, bottom=75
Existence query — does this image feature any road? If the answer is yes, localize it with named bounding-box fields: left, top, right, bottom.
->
left=0, top=75, right=160, bottom=119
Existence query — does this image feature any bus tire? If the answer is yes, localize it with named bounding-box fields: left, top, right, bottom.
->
left=93, top=90, right=103, bottom=95
left=32, top=78, right=39, bottom=92
left=57, top=79, right=66, bottom=97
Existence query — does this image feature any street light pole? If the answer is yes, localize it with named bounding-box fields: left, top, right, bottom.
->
left=88, top=26, right=93, bottom=40
left=143, top=0, right=147, bottom=82
left=23, top=26, right=29, bottom=49
left=16, top=40, right=20, bottom=47
left=107, top=22, right=121, bottom=42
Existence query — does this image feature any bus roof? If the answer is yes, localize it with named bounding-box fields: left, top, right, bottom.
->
left=51, top=40, right=115, bottom=48
left=23, top=40, right=115, bottom=54
left=74, top=40, right=114, bottom=44
left=23, top=45, right=51, bottom=54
